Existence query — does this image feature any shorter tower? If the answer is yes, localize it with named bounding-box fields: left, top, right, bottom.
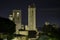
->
left=9, top=10, right=22, bottom=34
left=13, top=10, right=22, bottom=34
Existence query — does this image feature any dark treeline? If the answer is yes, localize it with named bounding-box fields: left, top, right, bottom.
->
left=40, top=23, right=60, bottom=40
left=0, top=17, right=15, bottom=34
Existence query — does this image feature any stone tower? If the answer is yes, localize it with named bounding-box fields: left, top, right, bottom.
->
left=28, top=4, right=36, bottom=30
left=9, top=10, right=22, bottom=34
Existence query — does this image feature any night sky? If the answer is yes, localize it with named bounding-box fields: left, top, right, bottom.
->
left=0, top=0, right=60, bottom=27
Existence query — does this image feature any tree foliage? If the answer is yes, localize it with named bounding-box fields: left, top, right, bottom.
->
left=0, top=17, right=16, bottom=34
left=42, top=24, right=60, bottom=40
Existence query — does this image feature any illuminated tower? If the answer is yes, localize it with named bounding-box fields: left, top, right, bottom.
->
left=28, top=4, right=36, bottom=30
left=12, top=10, right=22, bottom=34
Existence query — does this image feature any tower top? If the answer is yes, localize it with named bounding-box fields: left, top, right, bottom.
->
left=28, top=3, right=36, bottom=8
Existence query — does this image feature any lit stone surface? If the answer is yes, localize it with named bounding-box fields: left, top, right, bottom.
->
left=28, top=5, right=36, bottom=30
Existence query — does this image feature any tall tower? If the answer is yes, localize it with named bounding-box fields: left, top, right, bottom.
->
left=12, top=10, right=22, bottom=34
left=28, top=4, right=36, bottom=30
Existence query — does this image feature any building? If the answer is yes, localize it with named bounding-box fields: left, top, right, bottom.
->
left=8, top=4, right=38, bottom=40
left=11, top=34, right=28, bottom=40
left=9, top=10, right=22, bottom=34
left=9, top=15, right=13, bottom=21
left=45, top=21, right=50, bottom=26
left=28, top=4, right=36, bottom=30
left=25, top=25, right=29, bottom=30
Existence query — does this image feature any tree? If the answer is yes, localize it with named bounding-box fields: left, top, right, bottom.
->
left=0, top=17, right=16, bottom=34
left=42, top=23, right=60, bottom=40
left=0, top=17, right=16, bottom=40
